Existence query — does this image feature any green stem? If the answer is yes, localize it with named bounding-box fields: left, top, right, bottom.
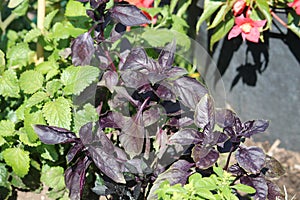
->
left=0, top=12, right=17, bottom=34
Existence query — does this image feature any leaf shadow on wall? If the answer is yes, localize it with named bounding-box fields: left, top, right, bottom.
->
left=210, top=32, right=270, bottom=90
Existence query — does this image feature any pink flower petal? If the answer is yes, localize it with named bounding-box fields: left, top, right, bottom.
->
left=245, top=27, right=260, bottom=43
left=253, top=19, right=267, bottom=28
left=235, top=15, right=247, bottom=25
left=142, top=0, right=154, bottom=8
left=228, top=25, right=242, bottom=40
left=296, top=6, right=300, bottom=15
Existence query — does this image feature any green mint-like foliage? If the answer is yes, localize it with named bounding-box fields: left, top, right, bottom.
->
left=156, top=167, right=256, bottom=200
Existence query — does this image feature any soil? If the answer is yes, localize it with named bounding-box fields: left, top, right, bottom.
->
left=16, top=139, right=300, bottom=200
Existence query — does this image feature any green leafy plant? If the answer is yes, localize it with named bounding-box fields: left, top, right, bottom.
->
left=156, top=166, right=256, bottom=200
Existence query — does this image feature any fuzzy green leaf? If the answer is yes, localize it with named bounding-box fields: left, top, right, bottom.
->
left=46, top=79, right=62, bottom=96
left=42, top=97, right=71, bottom=129
left=232, top=183, right=256, bottom=194
left=24, top=28, right=41, bottom=42
left=61, top=65, right=100, bottom=95
left=44, top=9, right=59, bottom=30
left=0, top=120, right=15, bottom=137
left=65, top=0, right=87, bottom=17
left=0, top=136, right=6, bottom=146
left=74, top=103, right=98, bottom=132
left=2, top=148, right=30, bottom=177
left=0, top=163, right=9, bottom=187
left=0, top=69, right=20, bottom=98
left=41, top=165, right=65, bottom=190
left=24, top=110, right=46, bottom=142
left=6, top=43, right=33, bottom=67
left=19, top=70, right=44, bottom=94
left=26, top=91, right=48, bottom=108
left=0, top=50, right=5, bottom=73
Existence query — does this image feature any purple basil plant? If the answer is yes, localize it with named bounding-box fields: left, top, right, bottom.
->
left=34, top=0, right=285, bottom=199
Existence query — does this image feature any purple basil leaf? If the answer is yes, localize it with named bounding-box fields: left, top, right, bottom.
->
left=121, top=70, right=148, bottom=88
left=102, top=70, right=119, bottom=92
left=158, top=40, right=176, bottom=68
left=143, top=107, right=160, bottom=127
left=86, top=10, right=95, bottom=21
left=110, top=5, right=151, bottom=26
left=99, top=111, right=124, bottom=129
left=65, top=156, right=91, bottom=200
left=216, top=131, right=229, bottom=148
left=79, top=123, right=126, bottom=183
left=147, top=160, right=193, bottom=199
left=240, top=175, right=268, bottom=200
left=94, top=46, right=109, bottom=70
left=192, top=146, right=219, bottom=169
left=90, top=0, right=107, bottom=9
left=77, top=0, right=89, bottom=2
left=114, top=86, right=139, bottom=107
left=228, top=164, right=245, bottom=176
left=34, top=125, right=77, bottom=144
left=154, top=83, right=176, bottom=102
left=124, top=158, right=151, bottom=175
left=66, top=142, right=84, bottom=164
left=121, top=48, right=148, bottom=71
left=89, top=147, right=126, bottom=183
left=119, top=100, right=147, bottom=158
left=173, top=76, right=208, bottom=109
left=71, top=32, right=95, bottom=66
left=155, top=129, right=168, bottom=158
left=266, top=180, right=284, bottom=200
left=215, top=108, right=236, bottom=128
left=236, top=146, right=266, bottom=174
left=194, top=94, right=215, bottom=130
left=241, top=120, right=269, bottom=138
left=110, top=23, right=126, bottom=43
left=263, top=155, right=285, bottom=178
left=164, top=67, right=188, bottom=79
left=169, top=128, right=203, bottom=145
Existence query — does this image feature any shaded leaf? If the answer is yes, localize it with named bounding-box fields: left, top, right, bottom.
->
left=158, top=40, right=176, bottom=68
left=0, top=163, right=9, bottom=187
left=266, top=180, right=284, bottom=200
left=110, top=5, right=151, bottom=26
left=65, top=156, right=91, bottom=200
left=194, top=94, right=215, bottom=130
left=71, top=33, right=95, bottom=66
left=215, top=108, right=236, bottom=128
left=236, top=146, right=266, bottom=174
left=74, top=103, right=99, bottom=132
left=173, top=76, right=208, bottom=109
left=34, top=124, right=77, bottom=144
left=66, top=143, right=84, bottom=164
left=240, top=175, right=268, bottom=200
left=263, top=155, right=285, bottom=178
left=241, top=120, right=269, bottom=138
left=79, top=123, right=126, bottom=183
left=192, top=146, right=219, bottom=169
left=169, top=128, right=202, bottom=145
left=148, top=160, right=193, bottom=199
left=102, top=70, right=119, bottom=92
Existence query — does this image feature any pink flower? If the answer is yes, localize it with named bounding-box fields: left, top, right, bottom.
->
left=125, top=0, right=154, bottom=8
left=228, top=15, right=267, bottom=43
left=233, top=0, right=246, bottom=16
left=288, top=0, right=300, bottom=15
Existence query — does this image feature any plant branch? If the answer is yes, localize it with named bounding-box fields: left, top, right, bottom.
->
left=36, top=0, right=46, bottom=64
left=271, top=10, right=288, bottom=28
left=0, top=12, right=17, bottom=34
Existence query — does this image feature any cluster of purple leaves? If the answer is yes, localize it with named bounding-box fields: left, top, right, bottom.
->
left=34, top=0, right=285, bottom=199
